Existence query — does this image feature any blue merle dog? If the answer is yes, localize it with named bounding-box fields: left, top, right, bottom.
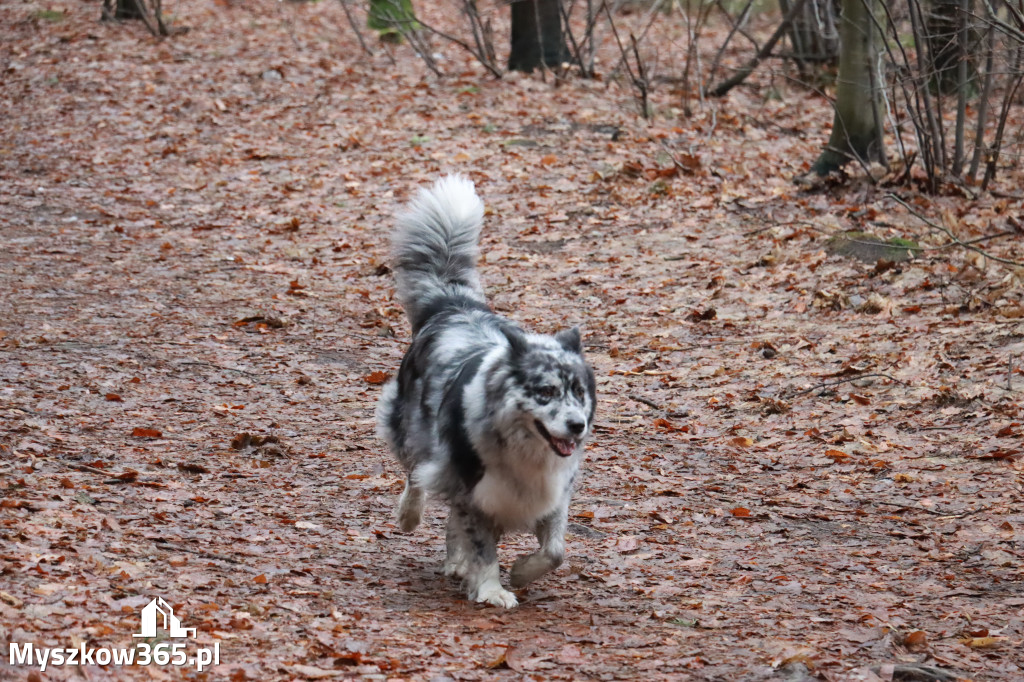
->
left=376, top=175, right=596, bottom=608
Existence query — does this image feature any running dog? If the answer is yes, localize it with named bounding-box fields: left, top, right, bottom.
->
left=376, top=175, right=596, bottom=608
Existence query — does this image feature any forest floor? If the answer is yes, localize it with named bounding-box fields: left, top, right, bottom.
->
left=1, top=0, right=1023, bottom=680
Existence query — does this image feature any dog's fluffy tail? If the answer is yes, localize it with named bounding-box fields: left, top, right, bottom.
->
left=391, top=175, right=485, bottom=332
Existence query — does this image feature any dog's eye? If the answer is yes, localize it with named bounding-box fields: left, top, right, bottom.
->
left=571, top=382, right=584, bottom=400
left=536, top=385, right=559, bottom=401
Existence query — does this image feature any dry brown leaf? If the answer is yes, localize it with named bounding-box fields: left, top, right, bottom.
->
left=363, top=371, right=390, bottom=385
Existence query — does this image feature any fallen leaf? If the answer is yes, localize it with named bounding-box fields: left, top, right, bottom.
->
left=486, top=647, right=508, bottom=669
left=959, top=636, right=1006, bottom=649
left=903, top=630, right=928, bottom=651
left=616, top=536, right=641, bottom=552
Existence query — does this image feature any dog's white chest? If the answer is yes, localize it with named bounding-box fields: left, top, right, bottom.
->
left=471, top=459, right=575, bottom=530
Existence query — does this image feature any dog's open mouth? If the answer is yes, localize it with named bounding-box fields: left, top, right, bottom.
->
left=534, top=420, right=577, bottom=457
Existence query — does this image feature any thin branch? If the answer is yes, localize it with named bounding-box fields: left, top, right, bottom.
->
left=177, top=361, right=263, bottom=379
left=628, top=394, right=663, bottom=410
left=968, top=19, right=996, bottom=182
left=606, top=0, right=665, bottom=80
left=706, top=0, right=758, bottom=88
left=791, top=372, right=905, bottom=397
left=708, top=0, right=812, bottom=97
left=338, top=0, right=374, bottom=56
left=412, top=14, right=502, bottom=78
left=130, top=0, right=161, bottom=36
left=153, top=0, right=169, bottom=36
left=603, top=2, right=648, bottom=118
left=887, top=193, right=1024, bottom=266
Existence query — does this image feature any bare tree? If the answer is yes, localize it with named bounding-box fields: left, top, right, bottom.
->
left=811, top=0, right=885, bottom=174
left=508, top=0, right=570, bottom=72
left=101, top=0, right=170, bottom=36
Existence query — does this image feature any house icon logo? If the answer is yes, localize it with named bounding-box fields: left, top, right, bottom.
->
left=133, top=597, right=196, bottom=639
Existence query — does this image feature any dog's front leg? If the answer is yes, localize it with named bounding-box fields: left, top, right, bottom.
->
left=396, top=478, right=424, bottom=532
left=510, top=503, right=567, bottom=588
left=448, top=505, right=517, bottom=608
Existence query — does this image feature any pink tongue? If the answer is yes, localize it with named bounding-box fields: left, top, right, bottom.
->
left=553, top=439, right=576, bottom=456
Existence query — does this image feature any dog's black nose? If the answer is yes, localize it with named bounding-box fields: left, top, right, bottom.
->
left=567, top=420, right=585, bottom=435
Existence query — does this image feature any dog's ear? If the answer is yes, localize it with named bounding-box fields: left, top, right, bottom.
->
left=555, top=326, right=583, bottom=354
left=501, top=325, right=529, bottom=357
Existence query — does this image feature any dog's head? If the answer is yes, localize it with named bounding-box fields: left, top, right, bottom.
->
left=501, top=326, right=596, bottom=458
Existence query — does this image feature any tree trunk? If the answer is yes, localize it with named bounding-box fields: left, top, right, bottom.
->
left=811, top=0, right=885, bottom=175
left=115, top=0, right=143, bottom=20
left=508, top=0, right=570, bottom=73
left=926, top=0, right=976, bottom=94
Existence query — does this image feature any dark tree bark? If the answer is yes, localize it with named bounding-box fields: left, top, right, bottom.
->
left=926, top=0, right=976, bottom=94
left=811, top=0, right=885, bottom=174
left=102, top=0, right=169, bottom=35
left=507, top=0, right=570, bottom=73
left=116, top=0, right=143, bottom=19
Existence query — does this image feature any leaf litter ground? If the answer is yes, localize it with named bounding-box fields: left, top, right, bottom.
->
left=1, top=1, right=1023, bottom=680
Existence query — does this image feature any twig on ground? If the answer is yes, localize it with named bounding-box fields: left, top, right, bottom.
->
left=888, top=193, right=1024, bottom=267
left=154, top=538, right=244, bottom=565
left=875, top=500, right=957, bottom=517
left=178, top=361, right=263, bottom=379
left=68, top=462, right=117, bottom=476
left=869, top=663, right=962, bottom=681
left=791, top=373, right=905, bottom=397
left=628, top=394, right=663, bottom=410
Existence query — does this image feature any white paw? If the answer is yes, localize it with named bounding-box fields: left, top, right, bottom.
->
left=474, top=584, right=518, bottom=609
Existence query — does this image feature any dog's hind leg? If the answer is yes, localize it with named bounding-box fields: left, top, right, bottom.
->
left=396, top=478, right=424, bottom=532
left=443, top=511, right=471, bottom=579
left=448, top=505, right=517, bottom=608
left=510, top=504, right=568, bottom=588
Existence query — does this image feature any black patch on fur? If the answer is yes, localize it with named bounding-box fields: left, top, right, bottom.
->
left=414, top=294, right=490, bottom=334
left=500, top=324, right=529, bottom=357
left=387, top=398, right=404, bottom=448
left=554, top=326, right=583, bottom=354
left=440, top=352, right=487, bottom=489
left=515, top=351, right=594, bottom=407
